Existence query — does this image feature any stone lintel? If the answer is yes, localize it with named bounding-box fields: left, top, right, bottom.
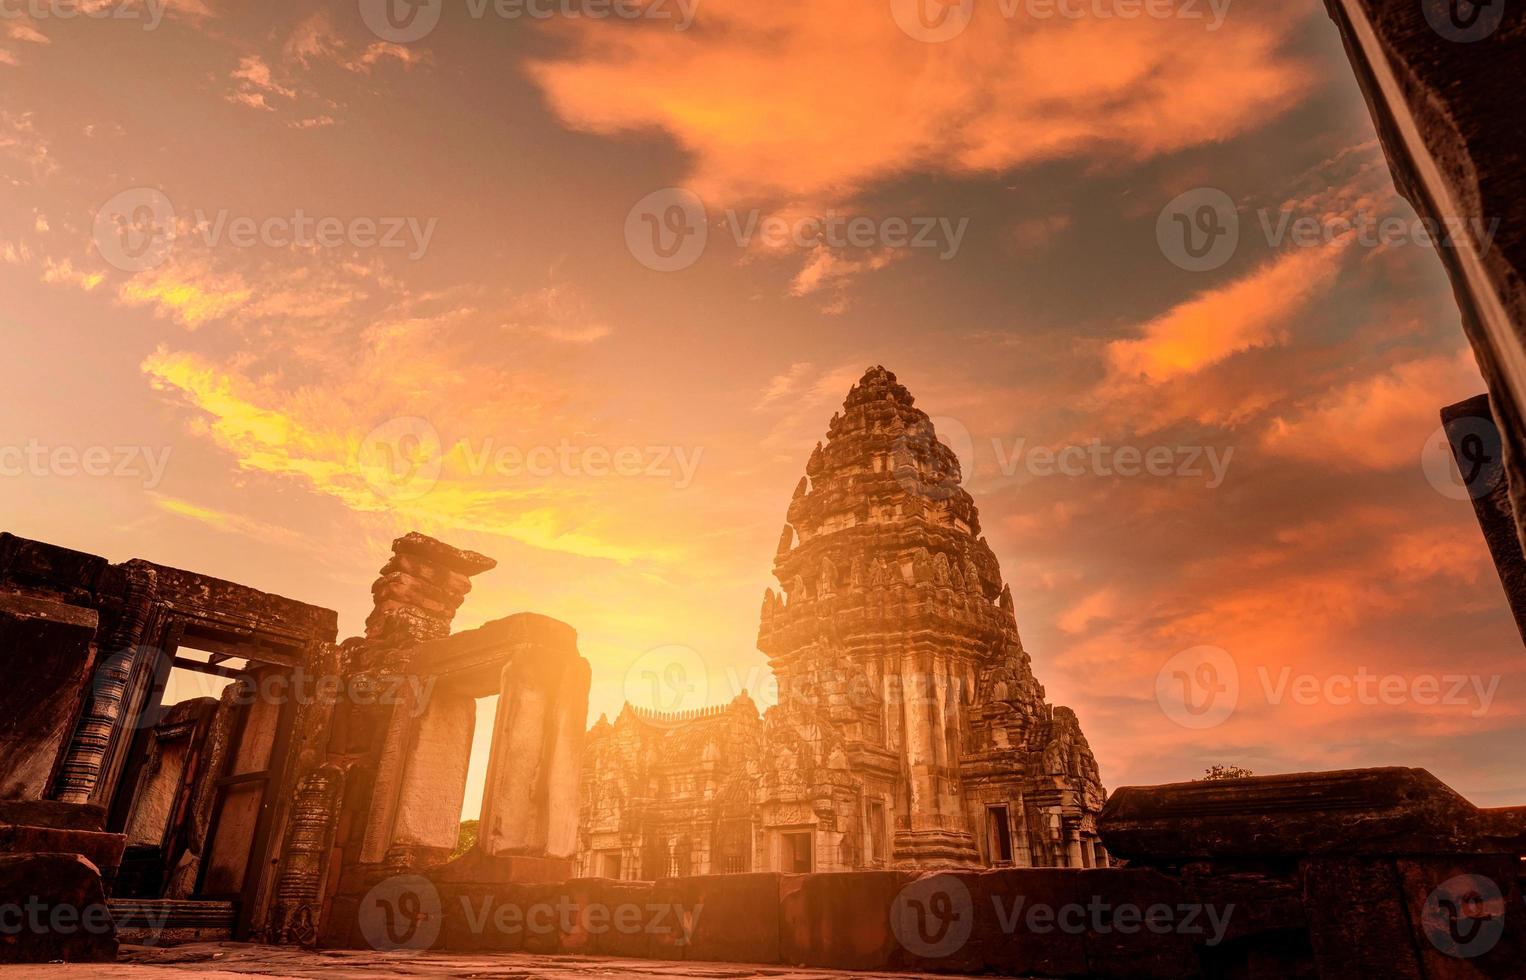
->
left=403, top=613, right=580, bottom=695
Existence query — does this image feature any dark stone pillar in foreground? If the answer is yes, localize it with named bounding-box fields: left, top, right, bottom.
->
left=1326, top=1, right=1526, bottom=567
left=0, top=853, right=118, bottom=963
left=0, top=594, right=99, bottom=800
left=1441, top=394, right=1526, bottom=643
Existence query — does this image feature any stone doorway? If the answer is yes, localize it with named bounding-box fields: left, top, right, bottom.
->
left=779, top=829, right=813, bottom=873
left=106, top=644, right=301, bottom=941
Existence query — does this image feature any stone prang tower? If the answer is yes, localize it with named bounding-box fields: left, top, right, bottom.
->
left=757, top=365, right=1106, bottom=869
left=578, top=366, right=1107, bottom=878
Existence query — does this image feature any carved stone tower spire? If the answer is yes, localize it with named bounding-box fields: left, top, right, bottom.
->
left=757, top=366, right=1101, bottom=868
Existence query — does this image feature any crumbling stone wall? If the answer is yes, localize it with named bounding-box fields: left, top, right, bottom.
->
left=346, top=768, right=1526, bottom=978
left=0, top=529, right=591, bottom=959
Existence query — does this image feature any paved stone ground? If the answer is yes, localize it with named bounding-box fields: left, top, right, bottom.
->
left=2, top=943, right=996, bottom=979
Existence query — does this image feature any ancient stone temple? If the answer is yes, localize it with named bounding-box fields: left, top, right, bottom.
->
left=578, top=366, right=1107, bottom=878
left=0, top=529, right=589, bottom=959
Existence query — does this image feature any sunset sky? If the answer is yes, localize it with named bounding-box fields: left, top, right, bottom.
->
left=3, top=0, right=1521, bottom=818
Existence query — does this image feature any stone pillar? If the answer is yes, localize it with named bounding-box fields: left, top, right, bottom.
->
left=544, top=655, right=590, bottom=860
left=268, top=765, right=343, bottom=945
left=479, top=657, right=551, bottom=855
left=390, top=693, right=475, bottom=856
left=1064, top=827, right=1083, bottom=868
left=898, top=655, right=937, bottom=831
left=478, top=622, right=588, bottom=859
left=54, top=564, right=156, bottom=804
left=1011, top=796, right=1033, bottom=868
left=358, top=684, right=419, bottom=866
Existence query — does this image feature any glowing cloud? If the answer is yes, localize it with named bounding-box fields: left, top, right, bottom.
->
left=528, top=6, right=1318, bottom=205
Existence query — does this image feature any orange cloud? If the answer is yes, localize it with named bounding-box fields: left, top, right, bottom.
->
left=0, top=110, right=55, bottom=181
left=1261, top=350, right=1485, bottom=470
left=1057, top=587, right=1118, bottom=635
left=140, top=347, right=671, bottom=564
left=1106, top=242, right=1347, bottom=385
left=151, top=493, right=304, bottom=546
left=117, top=259, right=253, bottom=328
left=6, top=21, right=49, bottom=45
left=528, top=6, right=1318, bottom=205
left=789, top=248, right=899, bottom=308
left=228, top=54, right=296, bottom=111
left=41, top=257, right=104, bottom=291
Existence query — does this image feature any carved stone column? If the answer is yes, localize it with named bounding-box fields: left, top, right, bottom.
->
left=1066, top=826, right=1086, bottom=868
left=268, top=764, right=343, bottom=945
left=54, top=564, right=157, bottom=804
